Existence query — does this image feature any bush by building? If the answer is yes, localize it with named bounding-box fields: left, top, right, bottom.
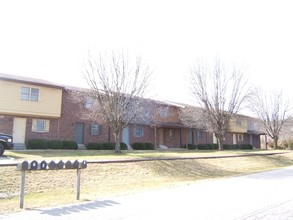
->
left=188, top=143, right=253, bottom=150
left=86, top=142, right=127, bottom=150
left=132, top=142, right=155, bottom=150
left=27, top=139, right=78, bottom=150
left=47, top=140, right=63, bottom=149
left=27, top=139, right=47, bottom=149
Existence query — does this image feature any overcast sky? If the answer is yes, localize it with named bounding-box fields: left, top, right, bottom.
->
left=0, top=0, right=292, bottom=105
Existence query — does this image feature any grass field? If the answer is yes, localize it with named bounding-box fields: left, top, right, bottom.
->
left=1, top=149, right=293, bottom=214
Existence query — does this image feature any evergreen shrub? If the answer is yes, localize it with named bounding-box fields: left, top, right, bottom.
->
left=87, top=143, right=104, bottom=150
left=187, top=144, right=197, bottom=150
left=145, top=142, right=155, bottom=150
left=62, top=140, right=78, bottom=150
left=132, top=142, right=146, bottom=150
left=47, top=140, right=63, bottom=149
left=27, top=139, right=48, bottom=149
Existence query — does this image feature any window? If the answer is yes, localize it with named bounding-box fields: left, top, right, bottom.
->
left=238, top=134, right=243, bottom=141
left=197, top=130, right=203, bottom=140
left=30, top=88, right=39, bottom=101
left=21, top=87, right=39, bottom=101
left=91, top=124, right=101, bottom=135
left=248, top=120, right=253, bottom=129
left=32, top=119, right=49, bottom=132
left=84, top=97, right=93, bottom=109
left=159, top=107, right=169, bottom=118
left=134, top=127, right=144, bottom=137
left=169, top=129, right=175, bottom=138
left=236, top=118, right=242, bottom=126
left=21, top=87, right=30, bottom=100
left=36, top=120, right=46, bottom=132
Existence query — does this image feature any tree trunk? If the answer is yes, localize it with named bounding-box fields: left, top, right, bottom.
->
left=217, top=137, right=223, bottom=151
left=114, top=132, right=121, bottom=153
left=274, top=138, right=278, bottom=149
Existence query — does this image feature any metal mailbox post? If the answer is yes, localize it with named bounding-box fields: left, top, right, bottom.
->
left=16, top=160, right=87, bottom=209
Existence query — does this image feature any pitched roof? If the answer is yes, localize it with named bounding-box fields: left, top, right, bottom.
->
left=0, top=73, right=64, bottom=89
left=155, top=122, right=187, bottom=128
left=154, top=99, right=188, bottom=108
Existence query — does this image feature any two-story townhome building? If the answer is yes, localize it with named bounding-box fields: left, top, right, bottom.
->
left=229, top=115, right=266, bottom=148
left=181, top=105, right=266, bottom=149
left=60, top=88, right=189, bottom=148
left=150, top=100, right=189, bottom=148
left=0, top=73, right=265, bottom=149
left=0, top=73, right=63, bottom=148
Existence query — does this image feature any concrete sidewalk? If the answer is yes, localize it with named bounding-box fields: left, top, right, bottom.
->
left=1, top=166, right=293, bottom=219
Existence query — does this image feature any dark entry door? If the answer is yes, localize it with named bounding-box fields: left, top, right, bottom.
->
left=75, top=123, right=84, bottom=144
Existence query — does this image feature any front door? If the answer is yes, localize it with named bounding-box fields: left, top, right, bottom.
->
left=159, top=129, right=164, bottom=146
left=233, top=134, right=237, bottom=145
left=188, top=130, right=193, bottom=144
left=75, top=123, right=84, bottom=144
left=13, top=117, right=27, bottom=144
left=122, top=126, right=130, bottom=145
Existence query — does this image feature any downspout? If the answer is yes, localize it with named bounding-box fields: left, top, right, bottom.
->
left=206, top=130, right=208, bottom=144
left=154, top=126, right=157, bottom=148
left=108, top=125, right=111, bottom=143
left=186, top=128, right=189, bottom=148
left=57, top=118, right=60, bottom=140
left=179, top=128, right=182, bottom=148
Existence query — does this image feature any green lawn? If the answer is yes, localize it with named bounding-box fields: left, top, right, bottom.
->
left=1, top=149, right=293, bottom=214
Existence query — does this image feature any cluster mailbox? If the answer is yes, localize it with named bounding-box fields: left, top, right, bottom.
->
left=17, top=159, right=88, bottom=208
left=17, top=160, right=87, bottom=171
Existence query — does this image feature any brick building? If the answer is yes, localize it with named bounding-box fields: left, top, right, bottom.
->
left=0, top=73, right=265, bottom=149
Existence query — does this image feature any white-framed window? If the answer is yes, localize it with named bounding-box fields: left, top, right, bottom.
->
left=91, top=124, right=101, bottom=135
left=169, top=129, right=175, bottom=138
left=32, top=119, right=49, bottom=133
left=134, top=127, right=144, bottom=137
left=21, top=87, right=39, bottom=101
left=238, top=134, right=244, bottom=141
left=21, top=87, right=30, bottom=100
left=30, top=88, right=39, bottom=101
left=197, top=130, right=203, bottom=140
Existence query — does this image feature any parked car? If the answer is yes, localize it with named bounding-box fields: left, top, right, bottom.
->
left=0, top=133, right=13, bottom=156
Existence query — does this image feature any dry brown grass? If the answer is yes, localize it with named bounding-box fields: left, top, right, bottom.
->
left=1, top=150, right=293, bottom=214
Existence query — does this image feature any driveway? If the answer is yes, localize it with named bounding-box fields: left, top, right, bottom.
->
left=1, top=166, right=293, bottom=219
left=0, top=155, right=16, bottom=166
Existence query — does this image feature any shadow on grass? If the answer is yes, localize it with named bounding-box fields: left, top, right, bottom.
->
left=35, top=200, right=120, bottom=217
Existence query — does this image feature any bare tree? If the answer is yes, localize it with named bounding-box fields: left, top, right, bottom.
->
left=80, top=51, right=152, bottom=153
left=250, top=89, right=290, bottom=148
left=189, top=59, right=251, bottom=150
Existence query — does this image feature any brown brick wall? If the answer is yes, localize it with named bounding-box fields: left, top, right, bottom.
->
left=128, top=124, right=155, bottom=145
left=25, top=117, right=60, bottom=142
left=59, top=90, right=114, bottom=144
left=191, top=129, right=210, bottom=145
left=0, top=115, right=14, bottom=134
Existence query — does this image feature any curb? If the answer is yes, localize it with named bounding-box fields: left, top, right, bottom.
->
left=0, top=152, right=288, bottom=167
